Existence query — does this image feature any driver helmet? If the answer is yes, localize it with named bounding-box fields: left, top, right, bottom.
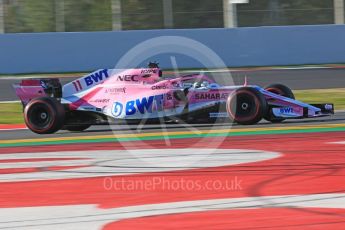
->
left=148, top=61, right=163, bottom=77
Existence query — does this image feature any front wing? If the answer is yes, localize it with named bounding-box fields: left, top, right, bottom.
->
left=259, top=87, right=334, bottom=119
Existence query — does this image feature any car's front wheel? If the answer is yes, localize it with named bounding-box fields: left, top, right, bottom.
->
left=264, top=84, right=295, bottom=123
left=227, top=87, right=268, bottom=125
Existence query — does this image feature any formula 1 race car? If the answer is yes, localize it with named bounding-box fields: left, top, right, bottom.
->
left=14, top=64, right=334, bottom=134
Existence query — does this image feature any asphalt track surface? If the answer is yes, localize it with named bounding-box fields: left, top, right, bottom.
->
left=0, top=112, right=345, bottom=140
left=1, top=68, right=345, bottom=101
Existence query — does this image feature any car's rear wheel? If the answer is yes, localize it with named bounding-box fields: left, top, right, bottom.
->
left=264, top=84, right=295, bottom=123
left=24, top=97, right=65, bottom=134
left=227, top=87, right=268, bottom=125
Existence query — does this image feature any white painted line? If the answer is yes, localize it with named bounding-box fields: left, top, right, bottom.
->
left=0, top=128, right=27, bottom=131
left=0, top=100, right=20, bottom=104
left=0, top=149, right=280, bottom=182
left=329, top=141, right=345, bottom=144
left=181, top=66, right=334, bottom=73
left=0, top=193, right=344, bottom=229
left=0, top=75, right=78, bottom=80
left=0, top=76, right=47, bottom=80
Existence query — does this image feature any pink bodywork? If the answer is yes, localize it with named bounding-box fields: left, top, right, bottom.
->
left=13, top=79, right=54, bottom=106
left=61, top=68, right=228, bottom=119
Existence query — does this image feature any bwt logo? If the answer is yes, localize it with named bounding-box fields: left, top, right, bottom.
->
left=280, top=107, right=294, bottom=114
left=112, top=95, right=164, bottom=117
left=84, top=69, right=109, bottom=86
left=112, top=102, right=123, bottom=117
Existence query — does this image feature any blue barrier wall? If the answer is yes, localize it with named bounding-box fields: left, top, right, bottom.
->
left=1, top=25, right=345, bottom=74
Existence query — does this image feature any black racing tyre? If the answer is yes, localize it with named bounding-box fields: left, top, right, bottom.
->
left=24, top=97, right=65, bottom=134
left=264, top=84, right=295, bottom=123
left=64, top=124, right=91, bottom=132
left=265, top=84, right=295, bottom=99
left=227, top=87, right=268, bottom=125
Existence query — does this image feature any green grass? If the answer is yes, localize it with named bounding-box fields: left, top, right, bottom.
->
left=294, top=88, right=345, bottom=110
left=0, top=88, right=344, bottom=124
left=0, top=103, right=23, bottom=124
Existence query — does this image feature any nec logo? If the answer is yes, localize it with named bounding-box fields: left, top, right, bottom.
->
left=84, top=69, right=109, bottom=86
left=117, top=75, right=139, bottom=82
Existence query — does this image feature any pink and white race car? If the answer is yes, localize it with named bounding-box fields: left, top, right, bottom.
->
left=14, top=63, right=334, bottom=134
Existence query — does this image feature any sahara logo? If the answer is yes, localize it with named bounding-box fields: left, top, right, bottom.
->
left=195, top=92, right=229, bottom=100
left=84, top=69, right=109, bottom=86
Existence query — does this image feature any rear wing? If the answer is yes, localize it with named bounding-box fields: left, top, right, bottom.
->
left=13, top=79, right=62, bottom=106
